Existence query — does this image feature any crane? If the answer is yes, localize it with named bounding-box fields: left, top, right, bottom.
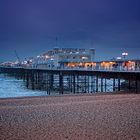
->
left=14, top=50, right=21, bottom=65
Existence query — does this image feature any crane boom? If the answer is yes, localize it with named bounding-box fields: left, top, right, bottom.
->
left=14, top=50, right=21, bottom=64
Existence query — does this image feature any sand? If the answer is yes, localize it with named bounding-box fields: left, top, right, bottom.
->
left=0, top=93, right=140, bottom=140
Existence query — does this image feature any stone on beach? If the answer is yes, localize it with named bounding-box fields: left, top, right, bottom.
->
left=0, top=94, right=140, bottom=140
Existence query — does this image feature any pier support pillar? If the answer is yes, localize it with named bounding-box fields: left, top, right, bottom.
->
left=96, top=76, right=98, bottom=92
left=59, top=72, right=63, bottom=94
left=73, top=75, right=76, bottom=94
left=87, top=76, right=90, bottom=93
left=113, top=78, right=115, bottom=92
left=135, top=78, right=138, bottom=93
left=26, top=71, right=29, bottom=88
left=105, top=78, right=107, bottom=92
left=50, top=74, right=54, bottom=90
left=101, top=78, right=103, bottom=92
left=128, top=79, right=131, bottom=92
left=31, top=71, right=35, bottom=90
left=118, top=78, right=121, bottom=91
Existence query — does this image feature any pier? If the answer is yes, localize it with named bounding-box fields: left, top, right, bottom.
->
left=0, top=66, right=140, bottom=94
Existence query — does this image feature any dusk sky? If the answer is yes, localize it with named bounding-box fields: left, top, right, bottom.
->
left=0, top=0, right=140, bottom=61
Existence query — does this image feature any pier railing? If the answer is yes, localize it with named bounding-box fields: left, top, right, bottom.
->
left=31, top=66, right=140, bottom=72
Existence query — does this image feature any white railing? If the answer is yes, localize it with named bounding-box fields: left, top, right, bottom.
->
left=2, top=65, right=140, bottom=72
left=32, top=66, right=140, bottom=72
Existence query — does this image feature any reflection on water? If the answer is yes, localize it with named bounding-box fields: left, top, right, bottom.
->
left=0, top=74, right=47, bottom=98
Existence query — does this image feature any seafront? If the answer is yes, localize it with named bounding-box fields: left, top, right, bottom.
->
left=0, top=93, right=140, bottom=140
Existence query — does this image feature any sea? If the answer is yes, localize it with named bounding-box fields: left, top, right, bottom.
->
left=0, top=74, right=47, bottom=98
left=0, top=74, right=123, bottom=98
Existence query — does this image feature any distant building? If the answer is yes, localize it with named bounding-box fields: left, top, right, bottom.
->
left=32, top=48, right=95, bottom=69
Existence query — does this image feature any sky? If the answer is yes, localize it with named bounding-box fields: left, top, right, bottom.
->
left=0, top=0, right=140, bottom=61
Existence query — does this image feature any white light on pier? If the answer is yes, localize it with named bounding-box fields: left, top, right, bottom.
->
left=50, top=58, right=54, bottom=61
left=122, top=52, right=128, bottom=59
left=116, top=57, right=122, bottom=60
left=122, top=52, right=128, bottom=56
left=82, top=57, right=88, bottom=60
left=45, top=55, right=50, bottom=59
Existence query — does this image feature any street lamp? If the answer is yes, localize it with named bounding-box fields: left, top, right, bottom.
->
left=122, top=52, right=128, bottom=71
left=122, top=52, right=128, bottom=59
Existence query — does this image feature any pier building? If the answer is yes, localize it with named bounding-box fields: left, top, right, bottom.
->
left=32, top=48, right=95, bottom=69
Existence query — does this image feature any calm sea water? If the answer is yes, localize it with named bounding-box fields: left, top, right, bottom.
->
left=0, top=74, right=47, bottom=98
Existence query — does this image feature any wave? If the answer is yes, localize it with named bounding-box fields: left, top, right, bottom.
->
left=0, top=74, right=47, bottom=98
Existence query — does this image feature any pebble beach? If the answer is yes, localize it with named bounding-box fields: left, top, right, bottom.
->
left=0, top=93, right=140, bottom=140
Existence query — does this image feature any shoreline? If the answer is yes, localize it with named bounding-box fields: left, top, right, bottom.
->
left=0, top=91, right=137, bottom=100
